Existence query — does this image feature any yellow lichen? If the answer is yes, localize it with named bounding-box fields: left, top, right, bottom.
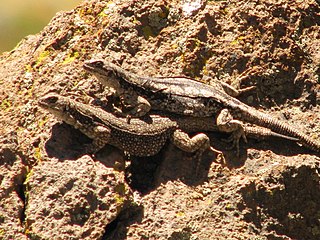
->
left=62, top=51, right=80, bottom=65
left=24, top=168, right=33, bottom=185
left=202, top=65, right=209, bottom=76
left=38, top=116, right=48, bottom=128
left=27, top=85, right=34, bottom=98
left=34, top=50, right=51, bottom=68
left=33, top=147, right=42, bottom=162
left=77, top=7, right=93, bottom=18
left=1, top=98, right=12, bottom=111
left=131, top=16, right=140, bottom=25
left=114, top=193, right=125, bottom=205
left=225, top=204, right=234, bottom=210
left=189, top=38, right=205, bottom=48
left=98, top=7, right=109, bottom=18
left=25, top=64, right=33, bottom=73
left=176, top=211, right=185, bottom=217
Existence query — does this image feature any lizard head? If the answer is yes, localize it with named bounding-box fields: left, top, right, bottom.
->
left=83, top=59, right=122, bottom=91
left=38, top=94, right=95, bottom=129
left=38, top=93, right=71, bottom=119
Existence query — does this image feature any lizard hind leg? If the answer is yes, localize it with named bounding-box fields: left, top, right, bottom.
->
left=170, top=129, right=221, bottom=174
left=217, top=109, right=247, bottom=156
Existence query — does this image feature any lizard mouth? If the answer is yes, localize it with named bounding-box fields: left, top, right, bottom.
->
left=83, top=62, right=94, bottom=72
left=83, top=60, right=104, bottom=73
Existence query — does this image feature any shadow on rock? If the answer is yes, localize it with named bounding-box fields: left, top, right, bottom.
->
left=45, top=123, right=92, bottom=160
left=241, top=163, right=320, bottom=240
left=125, top=147, right=167, bottom=195
left=245, top=136, right=313, bottom=157
left=44, top=123, right=124, bottom=168
left=154, top=144, right=217, bottom=187
left=102, top=204, right=144, bottom=240
left=218, top=131, right=312, bottom=167
left=126, top=143, right=218, bottom=195
left=125, top=131, right=311, bottom=195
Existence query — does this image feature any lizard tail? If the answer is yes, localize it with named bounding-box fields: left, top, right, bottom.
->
left=244, top=126, right=299, bottom=141
left=245, top=110, right=320, bottom=152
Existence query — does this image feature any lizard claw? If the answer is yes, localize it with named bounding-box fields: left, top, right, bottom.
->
left=222, top=128, right=246, bottom=157
left=195, top=146, right=223, bottom=176
left=237, top=86, right=256, bottom=95
left=126, top=115, right=132, bottom=123
left=209, top=146, right=223, bottom=155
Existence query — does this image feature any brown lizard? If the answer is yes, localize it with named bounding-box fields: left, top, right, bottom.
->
left=83, top=60, right=320, bottom=153
left=38, top=93, right=214, bottom=158
left=38, top=94, right=298, bottom=159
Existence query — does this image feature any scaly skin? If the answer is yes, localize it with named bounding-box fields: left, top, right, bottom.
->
left=38, top=94, right=215, bottom=158
left=83, top=60, right=320, bottom=153
left=38, top=94, right=300, bottom=158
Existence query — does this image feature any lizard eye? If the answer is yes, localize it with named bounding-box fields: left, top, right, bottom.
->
left=94, top=61, right=104, bottom=68
left=45, top=95, right=59, bottom=104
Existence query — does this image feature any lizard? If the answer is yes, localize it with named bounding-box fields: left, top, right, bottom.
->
left=83, top=59, right=320, bottom=153
left=38, top=93, right=214, bottom=158
left=38, top=93, right=299, bottom=160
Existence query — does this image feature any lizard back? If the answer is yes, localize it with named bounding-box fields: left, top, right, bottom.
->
left=39, top=94, right=178, bottom=157
left=83, top=60, right=251, bottom=117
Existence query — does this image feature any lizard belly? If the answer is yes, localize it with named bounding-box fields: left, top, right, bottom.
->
left=110, top=129, right=171, bottom=157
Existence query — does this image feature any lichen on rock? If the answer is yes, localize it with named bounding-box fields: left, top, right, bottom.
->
left=0, top=0, right=320, bottom=239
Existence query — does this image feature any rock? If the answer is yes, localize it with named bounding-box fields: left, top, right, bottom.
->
left=0, top=132, right=27, bottom=239
left=24, top=155, right=131, bottom=239
left=0, top=0, right=319, bottom=239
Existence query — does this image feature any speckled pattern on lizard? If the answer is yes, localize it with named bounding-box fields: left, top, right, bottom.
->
left=83, top=60, right=320, bottom=153
left=39, top=94, right=302, bottom=160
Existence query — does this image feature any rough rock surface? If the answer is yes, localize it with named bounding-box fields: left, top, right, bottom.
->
left=24, top=155, right=130, bottom=239
left=0, top=133, right=27, bottom=239
left=0, top=0, right=319, bottom=239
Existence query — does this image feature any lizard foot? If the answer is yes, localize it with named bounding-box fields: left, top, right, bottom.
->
left=192, top=145, right=225, bottom=176
left=206, top=76, right=256, bottom=98
left=217, top=109, right=247, bottom=156
left=235, top=86, right=256, bottom=96
left=120, top=94, right=151, bottom=120
left=222, top=128, right=247, bottom=156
